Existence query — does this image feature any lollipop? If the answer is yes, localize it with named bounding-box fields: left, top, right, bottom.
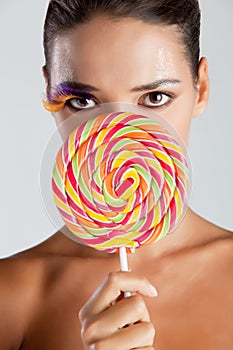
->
left=51, top=110, right=190, bottom=257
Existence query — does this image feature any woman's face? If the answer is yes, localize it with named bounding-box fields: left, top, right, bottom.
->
left=45, top=15, right=209, bottom=146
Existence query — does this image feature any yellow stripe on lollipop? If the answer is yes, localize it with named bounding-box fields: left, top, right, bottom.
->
left=91, top=231, right=140, bottom=250
left=68, top=128, right=77, bottom=159
left=107, top=112, right=133, bottom=128
left=95, top=127, right=112, bottom=147
left=65, top=176, right=83, bottom=209
left=118, top=168, right=140, bottom=200
left=95, top=143, right=106, bottom=166
left=152, top=204, right=162, bottom=227
left=82, top=204, right=112, bottom=224
left=111, top=150, right=137, bottom=169
left=160, top=140, right=185, bottom=155
left=146, top=157, right=162, bottom=173
left=174, top=187, right=182, bottom=219
left=150, top=148, right=173, bottom=165
left=121, top=190, right=136, bottom=214
left=91, top=188, right=105, bottom=205
left=123, top=202, right=141, bottom=221
left=53, top=193, right=70, bottom=214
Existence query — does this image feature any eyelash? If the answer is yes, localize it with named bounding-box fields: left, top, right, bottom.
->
left=43, top=91, right=175, bottom=113
left=139, top=91, right=175, bottom=109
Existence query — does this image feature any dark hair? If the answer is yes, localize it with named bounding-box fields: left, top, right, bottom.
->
left=43, top=0, right=201, bottom=83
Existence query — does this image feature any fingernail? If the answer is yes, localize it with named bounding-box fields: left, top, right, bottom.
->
left=149, top=284, right=158, bottom=297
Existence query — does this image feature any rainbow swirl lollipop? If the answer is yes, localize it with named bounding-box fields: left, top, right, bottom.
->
left=52, top=111, right=190, bottom=253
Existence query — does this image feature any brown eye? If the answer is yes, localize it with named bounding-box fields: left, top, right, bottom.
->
left=143, top=92, right=170, bottom=107
left=68, top=96, right=97, bottom=110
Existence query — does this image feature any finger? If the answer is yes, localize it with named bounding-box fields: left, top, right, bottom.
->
left=79, top=271, right=158, bottom=320
left=103, top=294, right=150, bottom=326
left=90, top=322, right=155, bottom=350
left=82, top=294, right=150, bottom=343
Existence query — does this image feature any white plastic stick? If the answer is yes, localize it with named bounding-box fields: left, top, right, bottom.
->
left=119, top=246, right=131, bottom=298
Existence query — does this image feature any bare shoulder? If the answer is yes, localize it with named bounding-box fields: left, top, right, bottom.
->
left=207, top=227, right=233, bottom=279
left=192, top=213, right=233, bottom=275
left=154, top=220, right=233, bottom=349
left=193, top=227, right=233, bottom=347
left=211, top=228, right=233, bottom=257
left=200, top=216, right=233, bottom=261
left=188, top=209, right=233, bottom=259
left=202, top=226, right=233, bottom=284
left=0, top=236, right=89, bottom=349
left=0, top=252, right=46, bottom=349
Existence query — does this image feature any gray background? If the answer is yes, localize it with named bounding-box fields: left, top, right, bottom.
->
left=0, top=0, right=232, bottom=258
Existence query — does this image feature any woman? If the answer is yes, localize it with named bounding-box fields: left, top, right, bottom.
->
left=0, top=0, right=232, bottom=349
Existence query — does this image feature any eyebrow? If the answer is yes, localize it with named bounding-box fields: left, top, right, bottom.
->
left=50, top=81, right=99, bottom=95
left=51, top=79, right=181, bottom=95
left=130, top=79, right=181, bottom=92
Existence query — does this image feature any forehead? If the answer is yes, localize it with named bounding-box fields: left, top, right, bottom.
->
left=50, top=16, right=188, bottom=87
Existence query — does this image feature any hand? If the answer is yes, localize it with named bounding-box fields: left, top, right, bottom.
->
left=78, top=271, right=158, bottom=349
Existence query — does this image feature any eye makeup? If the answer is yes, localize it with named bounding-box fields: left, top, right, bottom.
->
left=42, top=80, right=179, bottom=113
left=42, top=82, right=96, bottom=112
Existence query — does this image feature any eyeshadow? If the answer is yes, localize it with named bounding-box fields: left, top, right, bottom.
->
left=48, top=82, right=94, bottom=103
left=43, top=82, right=96, bottom=112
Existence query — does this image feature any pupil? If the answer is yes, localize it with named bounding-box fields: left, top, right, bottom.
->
left=79, top=98, right=88, bottom=106
left=150, top=93, right=161, bottom=103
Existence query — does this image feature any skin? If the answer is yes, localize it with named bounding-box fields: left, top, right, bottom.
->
left=0, top=15, right=233, bottom=350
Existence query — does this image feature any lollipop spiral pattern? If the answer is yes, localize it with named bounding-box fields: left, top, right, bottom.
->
left=52, top=112, right=190, bottom=253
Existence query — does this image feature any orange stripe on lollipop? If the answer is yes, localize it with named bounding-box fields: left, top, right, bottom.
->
left=143, top=226, right=161, bottom=246
left=164, top=182, right=172, bottom=206
left=77, top=139, right=89, bottom=168
left=99, top=160, right=106, bottom=182
left=56, top=148, right=65, bottom=177
left=92, top=113, right=109, bottom=133
left=138, top=173, right=149, bottom=198
left=80, top=160, right=90, bottom=189
left=104, top=169, right=118, bottom=198
left=138, top=123, right=167, bottom=134
left=123, top=130, right=155, bottom=141
left=63, top=218, right=87, bottom=234
left=77, top=215, right=100, bottom=229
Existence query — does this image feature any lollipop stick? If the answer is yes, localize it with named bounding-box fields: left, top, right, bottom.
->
left=119, top=246, right=131, bottom=298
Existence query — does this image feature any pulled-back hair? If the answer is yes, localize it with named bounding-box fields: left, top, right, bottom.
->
left=43, top=0, right=201, bottom=82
